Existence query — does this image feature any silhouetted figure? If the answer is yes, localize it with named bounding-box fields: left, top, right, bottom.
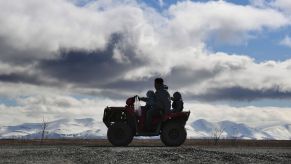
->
left=171, top=92, right=184, bottom=112
left=145, top=78, right=171, bottom=130
left=139, top=90, right=156, bottom=111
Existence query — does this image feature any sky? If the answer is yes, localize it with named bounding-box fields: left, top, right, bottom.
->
left=0, top=0, right=291, bottom=126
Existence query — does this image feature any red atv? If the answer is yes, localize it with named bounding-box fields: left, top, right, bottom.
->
left=103, top=96, right=190, bottom=146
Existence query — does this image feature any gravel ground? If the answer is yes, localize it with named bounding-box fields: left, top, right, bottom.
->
left=0, top=144, right=290, bottom=164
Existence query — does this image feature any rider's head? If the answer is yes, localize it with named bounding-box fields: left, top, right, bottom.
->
left=155, top=78, right=164, bottom=90
left=146, top=90, right=155, bottom=98
left=173, top=92, right=182, bottom=100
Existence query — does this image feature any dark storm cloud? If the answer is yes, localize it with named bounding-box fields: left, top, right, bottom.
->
left=0, top=33, right=148, bottom=92
left=103, top=78, right=154, bottom=91
left=38, top=33, right=144, bottom=88
left=0, top=72, right=63, bottom=87
left=0, top=73, right=40, bottom=84
left=186, top=86, right=291, bottom=101
left=0, top=36, right=46, bottom=65
left=164, top=67, right=221, bottom=88
left=103, top=67, right=222, bottom=93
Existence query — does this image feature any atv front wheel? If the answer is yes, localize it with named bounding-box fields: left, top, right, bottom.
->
left=161, top=122, right=186, bottom=146
left=107, top=122, right=133, bottom=146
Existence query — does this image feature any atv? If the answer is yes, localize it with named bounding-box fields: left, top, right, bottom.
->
left=103, top=96, right=190, bottom=146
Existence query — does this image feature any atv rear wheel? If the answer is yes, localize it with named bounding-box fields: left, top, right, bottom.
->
left=107, top=122, right=133, bottom=146
left=161, top=122, right=186, bottom=146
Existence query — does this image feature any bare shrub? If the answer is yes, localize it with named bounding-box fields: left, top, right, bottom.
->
left=40, top=116, right=48, bottom=144
left=212, top=128, right=224, bottom=145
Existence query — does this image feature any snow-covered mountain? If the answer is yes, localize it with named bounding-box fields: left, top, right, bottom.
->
left=186, top=119, right=289, bottom=139
left=0, top=118, right=290, bottom=140
left=0, top=118, right=107, bottom=139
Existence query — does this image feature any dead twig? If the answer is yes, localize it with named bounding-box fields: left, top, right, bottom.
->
left=40, top=116, right=48, bottom=144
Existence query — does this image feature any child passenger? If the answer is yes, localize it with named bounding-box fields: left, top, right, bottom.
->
left=139, top=90, right=156, bottom=110
left=171, top=92, right=184, bottom=112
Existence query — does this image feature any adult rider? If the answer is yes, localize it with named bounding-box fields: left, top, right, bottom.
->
left=145, top=78, right=171, bottom=130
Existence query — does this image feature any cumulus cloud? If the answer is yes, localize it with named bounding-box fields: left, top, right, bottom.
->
left=0, top=0, right=147, bottom=62
left=38, top=33, right=144, bottom=87
left=0, top=0, right=291, bottom=102
left=0, top=95, right=124, bottom=126
left=251, top=0, right=291, bottom=14
left=271, top=0, right=291, bottom=14
left=168, top=0, right=289, bottom=44
left=250, top=0, right=269, bottom=8
left=280, top=36, right=291, bottom=48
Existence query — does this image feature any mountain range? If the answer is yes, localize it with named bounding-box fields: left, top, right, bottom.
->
left=0, top=118, right=290, bottom=140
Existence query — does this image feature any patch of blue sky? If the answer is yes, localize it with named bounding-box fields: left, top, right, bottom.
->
left=75, top=0, right=257, bottom=10
left=0, top=97, right=17, bottom=106
left=139, top=0, right=165, bottom=11
left=188, top=0, right=250, bottom=5
left=142, top=0, right=252, bottom=11
left=207, top=26, right=291, bottom=62
left=224, top=0, right=250, bottom=5
left=73, top=0, right=96, bottom=7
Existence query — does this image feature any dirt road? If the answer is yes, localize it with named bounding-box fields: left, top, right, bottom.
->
left=0, top=140, right=290, bottom=163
